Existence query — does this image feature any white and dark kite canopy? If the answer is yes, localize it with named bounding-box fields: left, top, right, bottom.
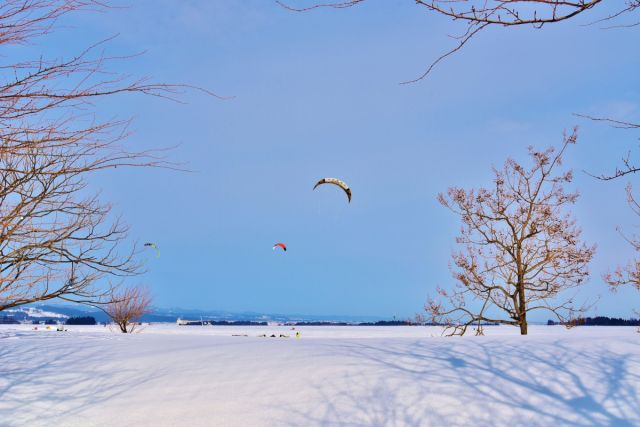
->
left=313, top=178, right=351, bottom=202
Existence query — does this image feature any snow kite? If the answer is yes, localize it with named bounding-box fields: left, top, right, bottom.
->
left=273, top=243, right=287, bottom=252
left=313, top=178, right=351, bottom=203
left=144, top=242, right=160, bottom=258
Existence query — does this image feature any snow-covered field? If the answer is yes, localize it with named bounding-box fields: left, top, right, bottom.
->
left=0, top=325, right=638, bottom=427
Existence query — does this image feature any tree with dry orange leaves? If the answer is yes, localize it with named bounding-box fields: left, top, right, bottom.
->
left=430, top=130, right=595, bottom=335
left=603, top=184, right=640, bottom=323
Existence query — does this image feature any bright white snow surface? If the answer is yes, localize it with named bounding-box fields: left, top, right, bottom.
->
left=0, top=325, right=638, bottom=427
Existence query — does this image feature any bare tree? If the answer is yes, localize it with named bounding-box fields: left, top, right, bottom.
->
left=0, top=2, right=221, bottom=311
left=104, top=285, right=151, bottom=333
left=429, top=130, right=595, bottom=335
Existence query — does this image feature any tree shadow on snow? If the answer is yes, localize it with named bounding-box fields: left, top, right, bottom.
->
left=0, top=333, right=168, bottom=426
left=278, top=336, right=640, bottom=427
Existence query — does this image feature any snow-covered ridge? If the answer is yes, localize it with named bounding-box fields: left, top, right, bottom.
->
left=4, top=306, right=69, bottom=319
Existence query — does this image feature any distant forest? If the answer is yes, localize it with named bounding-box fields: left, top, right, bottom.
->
left=547, top=317, right=640, bottom=326
left=66, top=316, right=97, bottom=325
left=292, top=320, right=415, bottom=326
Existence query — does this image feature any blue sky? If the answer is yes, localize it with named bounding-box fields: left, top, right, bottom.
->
left=27, top=1, right=640, bottom=319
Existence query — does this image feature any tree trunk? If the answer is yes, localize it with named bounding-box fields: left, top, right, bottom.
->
left=518, top=284, right=528, bottom=335
left=519, top=318, right=528, bottom=335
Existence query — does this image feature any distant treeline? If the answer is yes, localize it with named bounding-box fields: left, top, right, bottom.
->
left=290, top=320, right=498, bottom=326
left=290, top=321, right=349, bottom=326
left=211, top=320, right=268, bottom=326
left=290, top=320, right=419, bottom=326
left=179, top=320, right=422, bottom=326
left=180, top=320, right=268, bottom=326
left=32, top=319, right=58, bottom=325
left=0, top=316, right=19, bottom=324
left=548, top=316, right=640, bottom=326
left=66, top=316, right=97, bottom=325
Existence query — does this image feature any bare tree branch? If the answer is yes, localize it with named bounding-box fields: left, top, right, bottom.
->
left=278, top=0, right=623, bottom=81
left=0, top=1, right=224, bottom=311
left=102, top=285, right=151, bottom=333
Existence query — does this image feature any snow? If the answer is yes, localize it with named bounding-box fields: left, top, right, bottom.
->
left=4, top=306, right=69, bottom=319
left=0, top=325, right=638, bottom=426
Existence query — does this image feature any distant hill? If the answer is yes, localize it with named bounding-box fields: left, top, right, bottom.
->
left=4, top=303, right=640, bottom=327
left=1, top=303, right=392, bottom=324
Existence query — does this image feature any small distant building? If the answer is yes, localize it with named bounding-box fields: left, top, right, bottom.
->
left=177, top=318, right=208, bottom=326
